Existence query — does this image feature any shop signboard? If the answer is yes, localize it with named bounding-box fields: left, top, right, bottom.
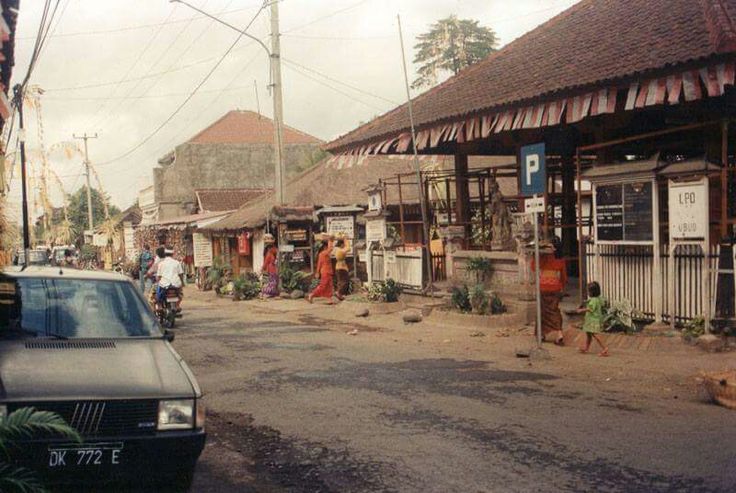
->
left=193, top=233, right=213, bottom=267
left=366, top=217, right=386, bottom=242
left=326, top=215, right=355, bottom=238
left=669, top=179, right=708, bottom=240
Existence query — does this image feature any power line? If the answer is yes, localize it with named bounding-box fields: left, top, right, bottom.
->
left=282, top=62, right=386, bottom=112
left=43, top=83, right=255, bottom=101
left=282, top=57, right=399, bottom=105
left=81, top=5, right=178, bottom=128
left=95, top=2, right=269, bottom=168
left=15, top=4, right=264, bottom=41
left=282, top=0, right=372, bottom=33
left=88, top=0, right=213, bottom=130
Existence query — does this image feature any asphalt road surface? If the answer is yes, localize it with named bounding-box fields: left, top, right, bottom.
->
left=172, top=291, right=736, bottom=493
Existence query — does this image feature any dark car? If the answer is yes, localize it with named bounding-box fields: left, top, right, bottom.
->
left=0, top=267, right=206, bottom=489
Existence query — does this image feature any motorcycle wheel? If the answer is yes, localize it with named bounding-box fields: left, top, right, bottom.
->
left=165, top=308, right=176, bottom=328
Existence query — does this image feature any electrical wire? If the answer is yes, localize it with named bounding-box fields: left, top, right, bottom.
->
left=282, top=62, right=386, bottom=112
left=14, top=4, right=264, bottom=40
left=88, top=0, right=213, bottom=130
left=282, top=57, right=398, bottom=105
left=80, top=5, right=178, bottom=128
left=281, top=0, right=371, bottom=33
left=94, top=2, right=270, bottom=168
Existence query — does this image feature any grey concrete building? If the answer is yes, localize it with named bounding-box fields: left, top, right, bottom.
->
left=140, top=110, right=323, bottom=223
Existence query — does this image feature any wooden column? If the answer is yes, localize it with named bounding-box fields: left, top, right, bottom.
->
left=721, top=120, right=729, bottom=238
left=561, top=152, right=577, bottom=273
left=454, top=154, right=470, bottom=246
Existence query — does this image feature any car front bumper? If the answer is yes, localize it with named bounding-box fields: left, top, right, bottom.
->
left=12, top=429, right=206, bottom=486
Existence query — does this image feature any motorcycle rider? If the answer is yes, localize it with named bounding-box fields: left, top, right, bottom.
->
left=156, top=248, right=184, bottom=312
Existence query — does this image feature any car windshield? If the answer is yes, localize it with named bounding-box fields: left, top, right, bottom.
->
left=0, top=276, right=161, bottom=339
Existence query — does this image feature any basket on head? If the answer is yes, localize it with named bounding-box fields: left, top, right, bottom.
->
left=264, top=234, right=275, bottom=245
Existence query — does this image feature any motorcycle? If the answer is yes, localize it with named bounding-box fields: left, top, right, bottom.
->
left=156, top=286, right=182, bottom=329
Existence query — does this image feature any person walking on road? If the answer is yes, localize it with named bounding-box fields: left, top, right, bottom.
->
left=308, top=239, right=335, bottom=304
left=578, top=281, right=609, bottom=356
left=138, top=245, right=154, bottom=294
left=334, top=237, right=351, bottom=300
left=261, top=239, right=280, bottom=299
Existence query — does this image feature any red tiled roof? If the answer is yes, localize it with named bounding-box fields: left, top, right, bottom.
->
left=195, top=188, right=270, bottom=212
left=325, top=0, right=736, bottom=153
left=188, top=110, right=323, bottom=145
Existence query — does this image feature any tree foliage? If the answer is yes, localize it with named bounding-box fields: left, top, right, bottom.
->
left=66, top=187, right=120, bottom=245
left=412, top=15, right=498, bottom=89
left=0, top=407, right=81, bottom=492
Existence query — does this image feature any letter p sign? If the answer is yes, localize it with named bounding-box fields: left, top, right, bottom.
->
left=520, top=143, right=546, bottom=196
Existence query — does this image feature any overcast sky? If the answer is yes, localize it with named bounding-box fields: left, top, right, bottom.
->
left=5, top=0, right=578, bottom=220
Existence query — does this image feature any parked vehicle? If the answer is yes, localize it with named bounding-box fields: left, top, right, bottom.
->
left=0, top=266, right=206, bottom=489
left=13, top=248, right=50, bottom=266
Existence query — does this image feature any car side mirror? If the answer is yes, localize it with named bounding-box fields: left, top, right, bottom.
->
left=164, top=329, right=175, bottom=342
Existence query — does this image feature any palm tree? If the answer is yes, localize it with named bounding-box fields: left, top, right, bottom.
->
left=0, top=407, right=81, bottom=493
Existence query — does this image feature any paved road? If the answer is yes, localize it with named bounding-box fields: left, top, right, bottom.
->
left=175, top=291, right=736, bottom=492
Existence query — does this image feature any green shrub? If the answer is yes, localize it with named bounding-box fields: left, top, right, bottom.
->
left=366, top=279, right=402, bottom=303
left=683, top=316, right=705, bottom=338
left=604, top=299, right=641, bottom=333
left=451, top=285, right=471, bottom=313
left=490, top=293, right=506, bottom=314
left=280, top=265, right=312, bottom=292
left=469, top=284, right=489, bottom=314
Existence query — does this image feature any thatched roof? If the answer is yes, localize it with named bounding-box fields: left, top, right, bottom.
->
left=203, top=155, right=515, bottom=231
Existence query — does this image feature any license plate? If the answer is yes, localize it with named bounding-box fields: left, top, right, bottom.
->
left=48, top=442, right=123, bottom=468
left=167, top=297, right=180, bottom=302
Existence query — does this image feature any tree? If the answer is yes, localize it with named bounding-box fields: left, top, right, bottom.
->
left=66, top=187, right=120, bottom=245
left=412, top=15, right=498, bottom=89
left=0, top=407, right=80, bottom=492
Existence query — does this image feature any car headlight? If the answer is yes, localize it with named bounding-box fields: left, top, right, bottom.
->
left=0, top=405, right=6, bottom=419
left=158, top=399, right=194, bottom=430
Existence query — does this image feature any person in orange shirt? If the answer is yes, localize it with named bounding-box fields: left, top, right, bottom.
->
left=533, top=252, right=567, bottom=345
left=261, top=243, right=279, bottom=298
left=308, top=239, right=335, bottom=304
left=334, top=238, right=351, bottom=300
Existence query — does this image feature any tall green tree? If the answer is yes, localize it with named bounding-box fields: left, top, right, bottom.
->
left=66, top=187, right=120, bottom=245
left=412, top=15, right=498, bottom=89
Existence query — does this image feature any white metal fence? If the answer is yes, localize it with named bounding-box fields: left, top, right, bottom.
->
left=584, top=243, right=733, bottom=323
left=369, top=249, right=424, bottom=290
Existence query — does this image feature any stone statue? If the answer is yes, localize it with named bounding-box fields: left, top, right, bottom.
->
left=488, top=178, right=514, bottom=250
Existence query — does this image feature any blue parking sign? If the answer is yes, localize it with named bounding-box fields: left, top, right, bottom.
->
left=520, top=143, right=546, bottom=196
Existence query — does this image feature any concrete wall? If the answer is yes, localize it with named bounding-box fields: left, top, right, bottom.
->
left=154, top=142, right=321, bottom=220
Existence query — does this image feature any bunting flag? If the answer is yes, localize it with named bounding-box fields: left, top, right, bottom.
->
left=334, top=60, right=735, bottom=161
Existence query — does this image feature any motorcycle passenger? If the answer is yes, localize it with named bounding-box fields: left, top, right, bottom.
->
left=156, top=248, right=184, bottom=311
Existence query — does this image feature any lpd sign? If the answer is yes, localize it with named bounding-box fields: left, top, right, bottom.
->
left=669, top=179, right=708, bottom=240
left=520, top=143, right=546, bottom=196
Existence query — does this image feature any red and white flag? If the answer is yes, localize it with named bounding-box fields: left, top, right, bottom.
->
left=682, top=70, right=703, bottom=101
left=666, top=75, right=682, bottom=105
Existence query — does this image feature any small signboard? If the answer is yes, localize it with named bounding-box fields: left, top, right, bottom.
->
left=366, top=217, right=386, bottom=242
left=595, top=181, right=653, bottom=242
left=520, top=143, right=546, bottom=196
left=123, top=222, right=136, bottom=260
left=669, top=179, right=708, bottom=240
left=279, top=244, right=295, bottom=253
left=193, top=233, right=213, bottom=267
left=285, top=229, right=308, bottom=242
left=439, top=225, right=465, bottom=239
left=524, top=195, right=545, bottom=214
left=326, top=215, right=355, bottom=238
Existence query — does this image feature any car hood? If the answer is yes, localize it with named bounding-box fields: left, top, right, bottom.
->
left=0, top=339, right=196, bottom=401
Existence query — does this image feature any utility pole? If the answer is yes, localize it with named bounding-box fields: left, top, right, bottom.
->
left=73, top=133, right=98, bottom=232
left=12, top=85, right=31, bottom=264
left=270, top=0, right=286, bottom=206
left=169, top=0, right=286, bottom=206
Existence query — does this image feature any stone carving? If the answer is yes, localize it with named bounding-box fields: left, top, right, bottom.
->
left=488, top=178, right=514, bottom=251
